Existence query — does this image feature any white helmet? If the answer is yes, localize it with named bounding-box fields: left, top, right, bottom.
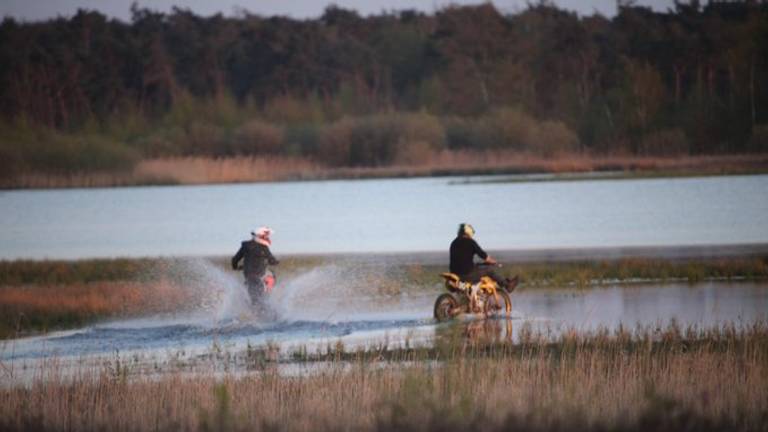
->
left=252, top=226, right=273, bottom=239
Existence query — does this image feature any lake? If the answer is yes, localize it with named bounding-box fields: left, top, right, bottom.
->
left=1, top=174, right=767, bottom=260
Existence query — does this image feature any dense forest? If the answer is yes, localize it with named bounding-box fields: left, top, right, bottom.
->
left=1, top=1, right=767, bottom=177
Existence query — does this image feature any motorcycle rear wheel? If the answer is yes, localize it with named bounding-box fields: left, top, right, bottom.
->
left=434, top=293, right=461, bottom=321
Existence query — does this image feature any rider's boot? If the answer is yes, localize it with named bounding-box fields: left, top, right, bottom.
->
left=504, top=275, right=519, bottom=292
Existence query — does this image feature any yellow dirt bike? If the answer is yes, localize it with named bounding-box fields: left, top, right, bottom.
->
left=433, top=264, right=516, bottom=321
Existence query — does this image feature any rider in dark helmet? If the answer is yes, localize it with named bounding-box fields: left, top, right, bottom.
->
left=232, top=226, right=279, bottom=303
left=449, top=223, right=517, bottom=291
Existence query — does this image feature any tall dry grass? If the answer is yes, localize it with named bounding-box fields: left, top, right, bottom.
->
left=4, top=152, right=768, bottom=189
left=0, top=280, right=192, bottom=338
left=133, top=156, right=323, bottom=184
left=1, top=324, right=766, bottom=431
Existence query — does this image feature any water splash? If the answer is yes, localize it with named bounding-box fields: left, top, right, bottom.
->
left=186, top=258, right=252, bottom=323
left=270, top=264, right=345, bottom=321
left=269, top=261, right=422, bottom=323
left=127, top=258, right=254, bottom=326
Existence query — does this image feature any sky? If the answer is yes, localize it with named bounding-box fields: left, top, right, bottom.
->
left=2, top=0, right=677, bottom=22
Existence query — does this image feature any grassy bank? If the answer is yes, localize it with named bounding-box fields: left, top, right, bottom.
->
left=1, top=255, right=766, bottom=339
left=1, top=323, right=766, bottom=431
left=3, top=153, right=768, bottom=189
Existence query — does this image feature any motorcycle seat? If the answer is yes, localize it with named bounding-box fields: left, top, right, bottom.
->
left=440, top=272, right=461, bottom=283
left=441, top=272, right=476, bottom=293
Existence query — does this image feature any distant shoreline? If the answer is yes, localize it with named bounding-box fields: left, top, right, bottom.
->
left=282, top=243, right=768, bottom=265
left=3, top=243, right=767, bottom=265
left=4, top=153, right=768, bottom=190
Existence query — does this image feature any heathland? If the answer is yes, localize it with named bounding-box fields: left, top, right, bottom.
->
left=2, top=2, right=768, bottom=187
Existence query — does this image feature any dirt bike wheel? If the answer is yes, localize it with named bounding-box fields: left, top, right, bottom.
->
left=434, top=293, right=460, bottom=321
left=487, top=290, right=512, bottom=316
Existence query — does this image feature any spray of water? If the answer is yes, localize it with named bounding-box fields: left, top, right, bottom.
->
left=104, top=258, right=256, bottom=329
left=269, top=260, right=430, bottom=323
left=269, top=264, right=346, bottom=321
left=94, top=257, right=429, bottom=332
left=185, top=258, right=253, bottom=323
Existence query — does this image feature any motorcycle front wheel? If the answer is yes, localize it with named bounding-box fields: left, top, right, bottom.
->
left=486, top=290, right=512, bottom=316
left=434, top=293, right=461, bottom=321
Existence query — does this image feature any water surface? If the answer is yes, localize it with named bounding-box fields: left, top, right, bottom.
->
left=1, top=174, right=767, bottom=260
left=3, top=280, right=766, bottom=365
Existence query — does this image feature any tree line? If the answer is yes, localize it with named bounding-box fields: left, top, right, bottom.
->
left=1, top=1, right=767, bottom=175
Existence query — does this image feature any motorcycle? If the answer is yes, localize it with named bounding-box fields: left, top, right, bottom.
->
left=433, top=264, right=516, bottom=321
left=236, top=266, right=278, bottom=315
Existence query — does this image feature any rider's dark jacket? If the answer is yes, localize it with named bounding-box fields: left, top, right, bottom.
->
left=231, top=240, right=279, bottom=282
left=449, top=236, right=488, bottom=277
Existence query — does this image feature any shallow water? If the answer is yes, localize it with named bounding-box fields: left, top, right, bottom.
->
left=3, top=278, right=766, bottom=369
left=1, top=174, right=767, bottom=259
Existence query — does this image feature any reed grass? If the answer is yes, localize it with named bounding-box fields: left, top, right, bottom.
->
left=132, top=156, right=323, bottom=184
left=0, top=259, right=150, bottom=286
left=0, top=280, right=191, bottom=338
left=3, top=152, right=767, bottom=189
left=1, top=323, right=766, bottom=431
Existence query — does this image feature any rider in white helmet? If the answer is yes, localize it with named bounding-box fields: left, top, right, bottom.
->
left=232, top=226, right=280, bottom=303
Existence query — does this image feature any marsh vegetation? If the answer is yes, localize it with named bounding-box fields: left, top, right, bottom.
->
left=1, top=323, right=766, bottom=431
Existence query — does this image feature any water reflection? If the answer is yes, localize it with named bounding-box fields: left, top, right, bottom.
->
left=432, top=281, right=768, bottom=347
left=435, top=317, right=515, bottom=348
left=534, top=283, right=764, bottom=329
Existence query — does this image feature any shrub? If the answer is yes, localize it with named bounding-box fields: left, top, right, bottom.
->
left=443, top=108, right=580, bottom=156
left=443, top=116, right=477, bottom=150
left=394, top=140, right=434, bottom=165
left=401, top=111, right=445, bottom=148
left=489, top=107, right=538, bottom=150
left=535, top=120, right=581, bottom=157
left=134, top=127, right=186, bottom=157
left=347, top=115, right=399, bottom=166
left=284, top=123, right=321, bottom=156
left=318, top=117, right=355, bottom=166
left=263, top=94, right=326, bottom=125
left=319, top=112, right=446, bottom=167
left=395, top=112, right=445, bottom=165
left=11, top=129, right=141, bottom=174
left=638, top=128, right=690, bottom=156
left=747, top=124, right=768, bottom=153
left=232, top=119, right=284, bottom=155
left=77, top=136, right=142, bottom=172
left=184, top=122, right=227, bottom=155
